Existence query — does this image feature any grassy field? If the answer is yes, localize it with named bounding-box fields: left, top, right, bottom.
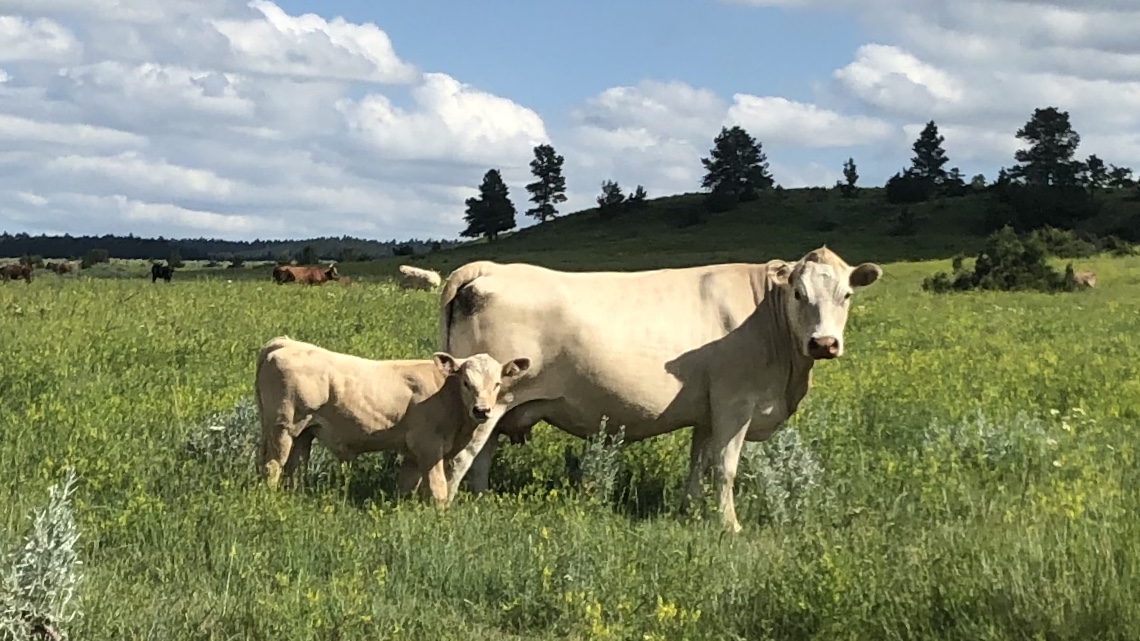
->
left=2, top=248, right=1140, bottom=640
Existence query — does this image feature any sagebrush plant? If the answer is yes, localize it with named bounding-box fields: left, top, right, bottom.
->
left=183, top=396, right=262, bottom=473
left=738, top=425, right=830, bottom=526
left=573, top=417, right=626, bottom=506
left=1, top=468, right=83, bottom=641
left=921, top=408, right=1050, bottom=469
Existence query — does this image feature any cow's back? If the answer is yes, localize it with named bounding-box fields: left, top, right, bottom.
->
left=440, top=261, right=777, bottom=436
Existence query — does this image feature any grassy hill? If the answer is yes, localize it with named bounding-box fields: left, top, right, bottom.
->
left=354, top=185, right=1138, bottom=279
left=8, top=185, right=1139, bottom=283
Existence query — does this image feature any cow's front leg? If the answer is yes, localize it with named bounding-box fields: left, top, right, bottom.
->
left=445, top=406, right=505, bottom=501
left=465, top=432, right=501, bottom=494
left=708, top=400, right=752, bottom=534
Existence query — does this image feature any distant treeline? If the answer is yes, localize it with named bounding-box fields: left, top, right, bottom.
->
left=0, top=232, right=462, bottom=262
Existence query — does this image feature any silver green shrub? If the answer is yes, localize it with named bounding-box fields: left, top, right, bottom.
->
left=1, top=468, right=84, bottom=641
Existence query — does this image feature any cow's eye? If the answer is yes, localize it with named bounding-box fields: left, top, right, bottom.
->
left=794, top=290, right=803, bottom=301
left=843, top=292, right=852, bottom=301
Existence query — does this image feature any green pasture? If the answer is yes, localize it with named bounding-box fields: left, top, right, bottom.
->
left=2, top=251, right=1139, bottom=640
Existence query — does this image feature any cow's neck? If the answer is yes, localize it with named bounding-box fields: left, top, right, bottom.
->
left=757, top=274, right=815, bottom=416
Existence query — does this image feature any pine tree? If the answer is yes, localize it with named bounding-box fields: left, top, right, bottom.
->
left=627, top=185, right=648, bottom=209
left=1082, top=154, right=1107, bottom=189
left=700, top=125, right=774, bottom=206
left=841, top=157, right=859, bottom=198
left=597, top=180, right=625, bottom=218
left=910, top=120, right=949, bottom=185
left=1010, top=106, right=1084, bottom=187
left=524, top=144, right=568, bottom=223
left=461, top=169, right=517, bottom=241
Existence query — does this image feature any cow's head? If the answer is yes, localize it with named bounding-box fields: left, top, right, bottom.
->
left=772, top=246, right=882, bottom=360
left=325, top=263, right=340, bottom=279
left=432, top=352, right=531, bottom=422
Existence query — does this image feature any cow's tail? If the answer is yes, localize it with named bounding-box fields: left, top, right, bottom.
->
left=438, top=261, right=496, bottom=353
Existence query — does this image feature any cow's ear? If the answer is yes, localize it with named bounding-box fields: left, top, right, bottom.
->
left=501, top=357, right=531, bottom=380
left=849, top=263, right=882, bottom=288
left=432, top=352, right=460, bottom=376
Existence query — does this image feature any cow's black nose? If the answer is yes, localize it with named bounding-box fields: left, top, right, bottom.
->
left=472, top=406, right=490, bottom=420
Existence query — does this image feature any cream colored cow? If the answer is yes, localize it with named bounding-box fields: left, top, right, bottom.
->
left=254, top=335, right=530, bottom=504
left=1074, top=270, right=1096, bottom=288
left=397, top=264, right=442, bottom=290
left=437, top=246, right=882, bottom=532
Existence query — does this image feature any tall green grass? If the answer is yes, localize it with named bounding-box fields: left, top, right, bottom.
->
left=1, top=254, right=1138, bottom=639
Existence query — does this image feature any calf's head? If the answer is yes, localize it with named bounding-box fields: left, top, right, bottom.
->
left=773, top=246, right=882, bottom=360
left=432, top=352, right=531, bottom=421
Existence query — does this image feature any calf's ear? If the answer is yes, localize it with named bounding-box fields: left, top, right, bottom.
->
left=432, top=352, right=461, bottom=376
left=769, top=261, right=792, bottom=285
left=849, top=263, right=883, bottom=288
left=501, top=357, right=531, bottom=379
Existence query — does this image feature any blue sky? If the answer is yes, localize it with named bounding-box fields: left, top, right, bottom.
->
left=0, top=0, right=1137, bottom=241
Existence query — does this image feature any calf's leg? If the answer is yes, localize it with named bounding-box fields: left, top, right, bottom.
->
left=396, top=457, right=422, bottom=496
left=424, top=460, right=449, bottom=507
left=282, top=428, right=315, bottom=489
left=260, top=427, right=294, bottom=489
left=679, top=424, right=712, bottom=516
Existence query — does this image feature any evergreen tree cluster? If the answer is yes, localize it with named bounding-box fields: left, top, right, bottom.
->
left=459, top=101, right=1139, bottom=242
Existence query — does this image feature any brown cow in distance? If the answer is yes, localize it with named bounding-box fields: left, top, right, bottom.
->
left=0, top=263, right=34, bottom=284
left=272, top=263, right=340, bottom=285
left=44, top=261, right=78, bottom=275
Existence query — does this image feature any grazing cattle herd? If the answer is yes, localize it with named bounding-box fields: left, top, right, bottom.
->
left=0, top=262, right=34, bottom=283
left=1, top=248, right=1105, bottom=532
